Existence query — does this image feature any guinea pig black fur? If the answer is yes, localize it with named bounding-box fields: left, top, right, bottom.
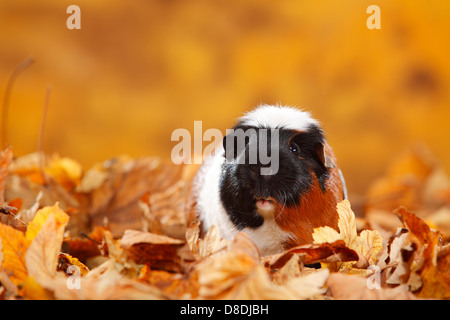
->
left=192, top=104, right=347, bottom=255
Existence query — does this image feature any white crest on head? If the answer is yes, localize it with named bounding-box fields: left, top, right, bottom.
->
left=239, top=104, right=320, bottom=131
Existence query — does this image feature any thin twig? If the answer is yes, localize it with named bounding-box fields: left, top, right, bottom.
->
left=80, top=232, right=102, bottom=245
left=38, top=85, right=52, bottom=154
left=1, top=57, right=35, bottom=147
left=38, top=85, right=52, bottom=186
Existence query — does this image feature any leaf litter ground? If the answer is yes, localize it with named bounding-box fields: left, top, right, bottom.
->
left=0, top=145, right=449, bottom=300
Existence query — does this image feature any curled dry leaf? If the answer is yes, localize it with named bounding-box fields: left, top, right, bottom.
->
left=313, top=200, right=383, bottom=270
left=57, top=253, right=89, bottom=276
left=78, top=157, right=188, bottom=238
left=64, top=226, right=109, bottom=263
left=0, top=207, right=27, bottom=232
left=326, top=273, right=418, bottom=300
left=394, top=206, right=450, bottom=299
left=187, top=219, right=229, bottom=258
left=265, top=240, right=359, bottom=270
left=120, top=229, right=188, bottom=273
left=378, top=227, right=409, bottom=281
left=197, top=232, right=329, bottom=300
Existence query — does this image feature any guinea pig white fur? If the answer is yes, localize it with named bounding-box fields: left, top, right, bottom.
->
left=192, top=104, right=347, bottom=256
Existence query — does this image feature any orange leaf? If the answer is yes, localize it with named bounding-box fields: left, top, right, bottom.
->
left=266, top=240, right=359, bottom=270
left=57, top=253, right=89, bottom=277
left=25, top=203, right=69, bottom=241
left=120, top=229, right=186, bottom=272
left=65, top=226, right=108, bottom=262
left=20, top=276, right=50, bottom=300
left=394, top=206, right=450, bottom=299
left=0, top=222, right=30, bottom=286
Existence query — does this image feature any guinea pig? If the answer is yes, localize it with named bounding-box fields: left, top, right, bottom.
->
left=190, top=104, right=347, bottom=256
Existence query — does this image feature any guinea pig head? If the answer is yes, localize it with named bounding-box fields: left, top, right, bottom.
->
left=219, top=121, right=343, bottom=249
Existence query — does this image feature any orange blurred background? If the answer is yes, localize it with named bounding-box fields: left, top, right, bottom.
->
left=1, top=0, right=450, bottom=196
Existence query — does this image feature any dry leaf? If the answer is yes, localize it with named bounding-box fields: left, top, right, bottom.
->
left=0, top=223, right=30, bottom=285
left=197, top=232, right=330, bottom=300
left=266, top=240, right=359, bottom=270
left=336, top=199, right=358, bottom=244
left=26, top=214, right=60, bottom=281
left=378, top=227, right=409, bottom=272
left=25, top=203, right=69, bottom=241
left=79, top=157, right=187, bottom=237
left=352, top=230, right=383, bottom=267
left=25, top=207, right=70, bottom=285
left=187, top=220, right=229, bottom=257
left=417, top=244, right=450, bottom=299
left=2, top=147, right=449, bottom=301
left=0, top=209, right=27, bottom=232
left=5, top=153, right=80, bottom=227
left=64, top=226, right=108, bottom=262
left=139, top=267, right=199, bottom=299
left=57, top=253, right=89, bottom=276
left=313, top=200, right=383, bottom=269
left=120, top=229, right=187, bottom=272
left=19, top=276, right=50, bottom=300
left=311, top=226, right=342, bottom=244
left=395, top=207, right=450, bottom=299
left=326, top=273, right=418, bottom=300
left=41, top=265, right=166, bottom=300
left=0, top=147, right=13, bottom=205
left=196, top=232, right=264, bottom=299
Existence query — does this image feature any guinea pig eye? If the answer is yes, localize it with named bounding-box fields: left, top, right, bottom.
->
left=289, top=142, right=300, bottom=155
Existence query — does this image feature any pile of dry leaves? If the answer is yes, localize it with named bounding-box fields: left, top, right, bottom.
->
left=0, top=145, right=449, bottom=300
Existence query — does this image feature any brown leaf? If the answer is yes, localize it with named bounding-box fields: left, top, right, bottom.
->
left=57, top=253, right=89, bottom=277
left=120, top=229, right=187, bottom=272
left=266, top=240, right=359, bottom=270
left=395, top=206, right=436, bottom=245
left=121, top=229, right=184, bottom=247
left=0, top=208, right=27, bottom=232
left=79, top=157, right=188, bottom=238
left=418, top=245, right=450, bottom=299
left=197, top=233, right=329, bottom=299
left=391, top=206, right=450, bottom=298
left=139, top=267, right=199, bottom=299
left=64, top=226, right=108, bottom=262
left=326, top=273, right=419, bottom=300
left=39, top=266, right=167, bottom=300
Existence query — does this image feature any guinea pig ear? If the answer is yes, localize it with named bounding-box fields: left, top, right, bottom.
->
left=317, top=142, right=336, bottom=169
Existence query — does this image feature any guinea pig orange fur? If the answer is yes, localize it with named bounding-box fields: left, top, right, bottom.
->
left=275, top=143, right=343, bottom=248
